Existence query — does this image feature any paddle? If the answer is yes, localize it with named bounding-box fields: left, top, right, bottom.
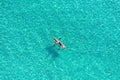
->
left=58, top=37, right=62, bottom=40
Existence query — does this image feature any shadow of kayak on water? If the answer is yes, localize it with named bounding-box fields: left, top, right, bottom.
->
left=45, top=45, right=59, bottom=60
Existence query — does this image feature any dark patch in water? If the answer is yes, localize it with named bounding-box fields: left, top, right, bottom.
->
left=45, top=45, right=59, bottom=60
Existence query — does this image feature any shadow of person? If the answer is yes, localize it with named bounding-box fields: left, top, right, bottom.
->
left=45, top=45, right=59, bottom=60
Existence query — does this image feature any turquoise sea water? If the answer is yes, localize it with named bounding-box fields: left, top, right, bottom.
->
left=0, top=0, right=120, bottom=80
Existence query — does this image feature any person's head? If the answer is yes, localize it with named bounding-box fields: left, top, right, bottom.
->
left=59, top=42, right=62, bottom=46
